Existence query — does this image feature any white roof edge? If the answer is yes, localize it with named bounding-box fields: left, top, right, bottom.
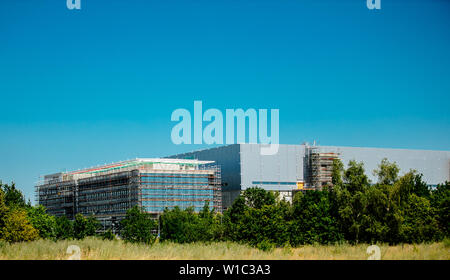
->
left=135, top=158, right=214, bottom=164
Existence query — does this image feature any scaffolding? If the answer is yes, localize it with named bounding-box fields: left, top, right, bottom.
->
left=139, top=165, right=222, bottom=215
left=305, top=146, right=339, bottom=190
left=35, top=176, right=76, bottom=219
left=203, top=164, right=222, bottom=213
left=76, top=170, right=139, bottom=218
left=35, top=158, right=222, bottom=229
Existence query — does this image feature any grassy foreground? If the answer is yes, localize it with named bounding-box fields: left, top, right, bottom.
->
left=0, top=238, right=448, bottom=260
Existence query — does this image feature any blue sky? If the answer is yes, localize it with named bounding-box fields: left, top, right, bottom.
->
left=0, top=0, right=449, bottom=203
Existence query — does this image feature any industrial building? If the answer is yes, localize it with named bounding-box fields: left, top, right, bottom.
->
left=169, top=143, right=450, bottom=209
left=36, top=144, right=450, bottom=221
left=36, top=158, right=221, bottom=228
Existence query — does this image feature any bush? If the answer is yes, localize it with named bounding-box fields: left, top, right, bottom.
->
left=0, top=189, right=8, bottom=239
left=73, top=214, right=100, bottom=240
left=399, top=194, right=440, bottom=243
left=1, top=182, right=27, bottom=209
left=291, top=190, right=343, bottom=245
left=101, top=229, right=116, bottom=241
left=160, top=202, right=223, bottom=243
left=256, top=240, right=275, bottom=252
left=120, top=206, right=157, bottom=245
left=1, top=208, right=38, bottom=243
left=223, top=189, right=292, bottom=247
left=26, top=205, right=56, bottom=240
left=54, top=216, right=74, bottom=240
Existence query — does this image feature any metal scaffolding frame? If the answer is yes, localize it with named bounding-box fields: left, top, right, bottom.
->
left=35, top=158, right=222, bottom=230
left=304, top=146, right=339, bottom=190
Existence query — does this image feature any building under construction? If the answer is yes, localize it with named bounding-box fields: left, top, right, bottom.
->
left=36, top=158, right=221, bottom=228
left=304, top=146, right=339, bottom=190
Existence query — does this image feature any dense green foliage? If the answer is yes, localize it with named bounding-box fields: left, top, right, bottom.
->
left=0, top=157, right=449, bottom=248
left=0, top=182, right=100, bottom=243
left=155, top=158, right=449, bottom=247
left=26, top=205, right=56, bottom=239
left=291, top=190, right=342, bottom=245
left=54, top=216, right=74, bottom=240
left=73, top=214, right=100, bottom=240
left=160, top=202, right=223, bottom=243
left=2, top=183, right=28, bottom=209
left=222, top=189, right=291, bottom=248
left=430, top=182, right=450, bottom=237
left=0, top=183, right=38, bottom=242
left=120, top=206, right=157, bottom=244
left=1, top=207, right=39, bottom=243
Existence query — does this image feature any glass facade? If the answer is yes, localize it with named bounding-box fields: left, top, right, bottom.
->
left=140, top=172, right=215, bottom=213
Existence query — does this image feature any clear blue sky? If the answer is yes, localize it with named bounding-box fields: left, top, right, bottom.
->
left=0, top=0, right=449, bottom=203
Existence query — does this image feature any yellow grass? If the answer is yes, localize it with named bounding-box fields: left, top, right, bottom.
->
left=0, top=238, right=448, bottom=260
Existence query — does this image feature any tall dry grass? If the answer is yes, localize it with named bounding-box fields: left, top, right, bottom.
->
left=0, top=238, right=448, bottom=260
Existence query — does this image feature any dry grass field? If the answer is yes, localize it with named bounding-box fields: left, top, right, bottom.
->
left=0, top=237, right=448, bottom=260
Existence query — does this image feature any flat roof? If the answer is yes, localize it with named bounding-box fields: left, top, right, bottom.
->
left=67, top=158, right=215, bottom=175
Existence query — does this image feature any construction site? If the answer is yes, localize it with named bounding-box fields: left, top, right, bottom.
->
left=35, top=158, right=222, bottom=229
left=36, top=143, right=450, bottom=218
left=303, top=146, right=340, bottom=190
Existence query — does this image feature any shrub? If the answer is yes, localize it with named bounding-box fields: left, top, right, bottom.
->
left=54, top=216, right=74, bottom=240
left=73, top=214, right=100, bottom=240
left=256, top=240, right=275, bottom=252
left=1, top=208, right=38, bottom=243
left=160, top=202, right=223, bottom=243
left=26, top=205, right=56, bottom=240
left=101, top=229, right=116, bottom=241
left=120, top=206, right=157, bottom=245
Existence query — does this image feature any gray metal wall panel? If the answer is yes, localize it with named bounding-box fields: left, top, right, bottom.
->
left=168, top=144, right=450, bottom=208
left=318, top=145, right=450, bottom=185
left=167, top=144, right=242, bottom=191
left=240, top=144, right=304, bottom=191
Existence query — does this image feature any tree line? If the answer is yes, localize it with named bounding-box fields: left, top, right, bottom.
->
left=0, top=158, right=449, bottom=249
left=0, top=183, right=103, bottom=242
left=156, top=158, right=449, bottom=249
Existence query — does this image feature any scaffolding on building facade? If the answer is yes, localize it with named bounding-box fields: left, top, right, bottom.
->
left=305, top=146, right=339, bottom=190
left=35, top=158, right=222, bottom=230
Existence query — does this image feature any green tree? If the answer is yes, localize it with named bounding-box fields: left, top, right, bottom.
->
left=223, top=196, right=247, bottom=241
left=0, top=188, right=9, bottom=239
left=394, top=171, right=431, bottom=204
left=223, top=188, right=280, bottom=245
left=1, top=182, right=27, bottom=209
left=101, top=229, right=116, bottom=241
left=359, top=184, right=402, bottom=244
left=291, top=190, right=343, bottom=245
left=373, top=158, right=400, bottom=185
left=1, top=208, right=38, bottom=243
left=233, top=203, right=291, bottom=247
left=120, top=206, right=157, bottom=244
left=73, top=213, right=99, bottom=239
left=430, top=182, right=450, bottom=237
left=242, top=187, right=276, bottom=209
left=412, top=173, right=431, bottom=199
left=26, top=205, right=56, bottom=239
left=223, top=188, right=292, bottom=247
left=399, top=194, right=440, bottom=243
left=54, top=216, right=74, bottom=240
left=335, top=160, right=370, bottom=243
left=343, top=160, right=370, bottom=192
left=159, top=203, right=223, bottom=244
left=160, top=206, right=200, bottom=243
left=331, top=158, right=344, bottom=186
left=197, top=201, right=224, bottom=242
